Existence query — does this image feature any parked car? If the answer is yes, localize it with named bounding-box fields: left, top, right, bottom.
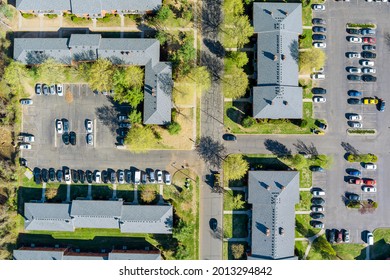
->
left=311, top=73, right=326, bottom=80
left=348, top=114, right=362, bottom=121
left=311, top=197, right=325, bottom=205
left=102, top=170, right=108, bottom=183
left=348, top=178, right=363, bottom=184
left=19, top=143, right=31, bottom=150
left=41, top=168, right=49, bottom=183
left=363, top=37, right=376, bottom=44
left=348, top=67, right=361, bottom=74
left=20, top=99, right=33, bottom=105
left=118, top=128, right=128, bottom=137
left=361, top=51, right=376, bottom=59
left=367, top=232, right=374, bottom=245
left=134, top=170, right=141, bottom=185
left=328, top=229, right=336, bottom=244
left=86, top=119, right=93, bottom=133
left=310, top=212, right=324, bottom=219
left=49, top=84, right=56, bottom=95
left=362, top=75, right=377, bottom=82
left=56, top=170, right=63, bottom=182
left=148, top=169, right=156, bottom=183
left=156, top=170, right=163, bottom=183
left=348, top=36, right=362, bottom=43
left=62, top=132, right=70, bottom=145
left=95, top=171, right=102, bottom=183
left=336, top=230, right=343, bottom=243
left=311, top=205, right=324, bottom=212
left=311, top=166, right=324, bottom=172
left=62, top=119, right=69, bottom=133
left=312, top=4, right=325, bottom=11
left=72, top=169, right=79, bottom=183
left=363, top=97, right=378, bottom=104
left=42, top=84, right=49, bottom=95
left=117, top=170, right=125, bottom=184
left=223, top=133, right=237, bottom=141
left=364, top=163, right=377, bottom=170
left=118, top=115, right=128, bottom=121
left=125, top=170, right=132, bottom=183
left=347, top=169, right=361, bottom=176
left=312, top=18, right=326, bottom=25
left=312, top=189, right=325, bottom=196
left=56, top=119, right=63, bottom=134
left=310, top=220, right=324, bottom=229
left=348, top=90, right=362, bottom=97
left=49, top=168, right=56, bottom=181
left=87, top=134, right=93, bottom=145
left=141, top=172, right=147, bottom=184
left=23, top=135, right=35, bottom=142
left=347, top=98, right=362, bottom=105
left=318, top=122, right=327, bottom=130
left=313, top=96, right=326, bottom=103
left=86, top=170, right=93, bottom=183
left=313, top=26, right=326, bottom=33
left=361, top=60, right=375, bottom=66
left=343, top=229, right=350, bottom=243
left=349, top=121, right=363, bottom=128
left=379, top=99, right=386, bottom=112
left=119, top=122, right=131, bottom=128
left=362, top=67, right=376, bottom=74
left=361, top=28, right=376, bottom=35
left=33, top=168, right=41, bottom=184
left=64, top=168, right=71, bottom=184
left=312, top=34, right=326, bottom=41
left=362, top=45, right=376, bottom=51
left=78, top=170, right=85, bottom=183
left=56, top=84, right=63, bottom=96
left=347, top=193, right=360, bottom=201
left=362, top=186, right=377, bottom=192
left=363, top=178, right=376, bottom=185
left=347, top=52, right=361, bottom=58
left=35, top=84, right=42, bottom=95
left=347, top=28, right=360, bottom=35
left=347, top=75, right=361, bottom=81
left=69, top=131, right=76, bottom=145
left=313, top=42, right=326, bottom=48
left=164, top=172, right=171, bottom=185
left=110, top=170, right=116, bottom=183
left=312, top=88, right=326, bottom=94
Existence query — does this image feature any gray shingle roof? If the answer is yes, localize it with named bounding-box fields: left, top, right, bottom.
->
left=109, top=252, right=162, bottom=260
left=248, top=171, right=299, bottom=260
left=16, top=0, right=162, bottom=15
left=253, top=3, right=302, bottom=120
left=253, top=86, right=302, bottom=119
left=120, top=204, right=173, bottom=234
left=13, top=248, right=65, bottom=260
left=24, top=203, right=74, bottom=231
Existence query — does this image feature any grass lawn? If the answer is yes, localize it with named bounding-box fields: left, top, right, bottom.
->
left=300, top=166, right=312, bottom=189
left=223, top=241, right=248, bottom=260
left=333, top=243, right=366, bottom=260
left=223, top=190, right=247, bottom=211
left=302, top=2, right=313, bottom=27
left=299, top=29, right=313, bottom=49
left=295, top=191, right=312, bottom=211
left=96, top=14, right=121, bottom=27
left=300, top=78, right=313, bottom=99
left=224, top=101, right=315, bottom=134
left=116, top=184, right=135, bottom=202
left=224, top=214, right=249, bottom=239
left=295, top=240, right=309, bottom=260
left=173, top=82, right=196, bottom=106
left=137, top=184, right=160, bottom=205
left=295, top=214, right=320, bottom=238
left=371, top=228, right=390, bottom=259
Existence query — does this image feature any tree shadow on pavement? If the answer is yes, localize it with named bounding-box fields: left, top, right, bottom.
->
left=200, top=51, right=224, bottom=81
left=201, top=0, right=223, bottom=37
left=196, top=136, right=227, bottom=169
left=294, top=140, right=319, bottom=156
left=203, top=38, right=225, bottom=58
left=264, top=139, right=291, bottom=158
left=95, top=97, right=123, bottom=134
left=341, top=142, right=360, bottom=155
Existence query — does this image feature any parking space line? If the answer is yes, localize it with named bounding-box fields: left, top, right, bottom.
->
left=94, top=118, right=97, bottom=148
left=54, top=121, right=57, bottom=148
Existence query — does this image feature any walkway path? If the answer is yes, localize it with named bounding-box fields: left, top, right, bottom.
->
left=112, top=184, right=117, bottom=199
left=133, top=185, right=139, bottom=204
left=66, top=184, right=71, bottom=202
left=303, top=229, right=325, bottom=260
left=158, top=184, right=164, bottom=204
left=87, top=184, right=92, bottom=200
left=223, top=210, right=251, bottom=215
left=365, top=246, right=370, bottom=260
left=299, top=188, right=312, bottom=191
left=41, top=183, right=46, bottom=202
left=295, top=210, right=311, bottom=214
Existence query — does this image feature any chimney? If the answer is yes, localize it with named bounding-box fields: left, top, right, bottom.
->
left=270, top=101, right=273, bottom=105
left=281, top=54, right=286, bottom=60
left=151, top=88, right=156, bottom=97
left=281, top=185, right=286, bottom=190
left=273, top=54, right=278, bottom=61
left=279, top=227, right=284, bottom=235
left=266, top=228, right=270, bottom=236
left=283, top=100, right=288, bottom=105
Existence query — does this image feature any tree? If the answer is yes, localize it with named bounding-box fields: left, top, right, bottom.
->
left=311, top=236, right=336, bottom=260
left=140, top=185, right=157, bottom=203
left=3, top=61, right=29, bottom=94
left=222, top=65, right=248, bottom=99
left=221, top=15, right=254, bottom=48
left=167, top=121, right=181, bottom=135
left=290, top=154, right=306, bottom=170
left=226, top=52, right=249, bottom=68
left=184, top=66, right=211, bottom=93
left=231, top=243, right=245, bottom=259
left=113, top=87, right=144, bottom=107
left=241, top=116, right=255, bottom=128
left=128, top=110, right=142, bottom=124
left=223, top=154, right=249, bottom=181
left=37, top=58, right=66, bottom=84
left=299, top=48, right=326, bottom=74
left=155, top=5, right=175, bottom=23
left=112, top=67, right=144, bottom=106
left=232, top=194, right=245, bottom=210
left=171, top=37, right=196, bottom=75
left=125, top=125, right=158, bottom=153
left=88, top=59, right=114, bottom=91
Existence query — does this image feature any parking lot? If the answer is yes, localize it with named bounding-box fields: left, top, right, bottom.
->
left=310, top=0, right=390, bottom=244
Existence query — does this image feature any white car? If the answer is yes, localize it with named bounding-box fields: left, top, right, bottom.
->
left=20, top=144, right=31, bottom=150
left=86, top=120, right=93, bottom=133
left=56, top=119, right=63, bottom=134
left=348, top=67, right=361, bottom=74
left=349, top=121, right=363, bottom=128
left=349, top=36, right=362, bottom=43
left=361, top=60, right=374, bottom=67
left=313, top=42, right=326, bottom=48
left=64, top=169, right=71, bottom=184
left=95, top=171, right=101, bottom=183
left=363, top=186, right=377, bottom=192
left=23, top=136, right=35, bottom=142
left=164, top=172, right=171, bottom=185
left=313, top=96, right=326, bottom=103
left=313, top=4, right=325, bottom=11
left=347, top=52, right=361, bottom=59
left=349, top=114, right=362, bottom=121
left=364, top=163, right=377, bottom=170
left=362, top=67, right=376, bottom=74
left=56, top=84, right=63, bottom=96
left=311, top=205, right=324, bottom=212
left=367, top=232, right=374, bottom=245
left=156, top=170, right=163, bottom=184
left=311, top=73, right=325, bottom=80
left=312, top=190, right=325, bottom=196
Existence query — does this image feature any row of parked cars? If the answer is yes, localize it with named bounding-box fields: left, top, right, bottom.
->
left=312, top=16, right=327, bottom=48
left=35, top=83, right=63, bottom=96
left=310, top=185, right=326, bottom=229
left=33, top=167, right=171, bottom=185
left=19, top=134, right=35, bottom=150
left=347, top=162, right=378, bottom=192
left=117, top=115, right=131, bottom=146
left=327, top=229, right=350, bottom=244
left=55, top=118, right=94, bottom=145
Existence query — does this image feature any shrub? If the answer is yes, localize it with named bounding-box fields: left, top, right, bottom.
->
left=0, top=4, right=13, bottom=19
left=128, top=110, right=142, bottom=124
left=140, top=185, right=157, bottom=204
left=46, top=14, right=58, bottom=19
left=241, top=116, right=255, bottom=128
left=300, top=119, right=308, bottom=128
left=21, top=13, right=35, bottom=19
left=231, top=244, right=245, bottom=259
left=167, top=121, right=181, bottom=135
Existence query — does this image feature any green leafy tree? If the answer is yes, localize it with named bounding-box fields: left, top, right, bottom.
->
left=290, top=154, right=306, bottom=170
left=223, top=154, right=249, bottom=181
left=172, top=37, right=196, bottom=74
left=185, top=66, right=211, bottom=93
left=37, top=58, right=66, bottom=84
left=156, top=30, right=169, bottom=45
left=167, top=121, right=181, bottom=135
left=3, top=61, right=29, bottom=94
left=128, top=110, right=142, bottom=124
left=155, top=5, right=175, bottom=23
left=299, top=48, right=327, bottom=74
left=221, top=15, right=254, bottom=48
left=226, top=52, right=249, bottom=68
left=222, top=65, right=248, bottom=99
left=231, top=243, right=245, bottom=259
left=125, top=125, right=158, bottom=153
left=232, top=194, right=245, bottom=210
left=311, top=236, right=336, bottom=260
left=88, top=59, right=114, bottom=91
left=241, top=116, right=255, bottom=128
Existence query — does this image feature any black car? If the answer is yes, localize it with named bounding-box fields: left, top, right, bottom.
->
left=318, top=122, right=327, bottom=130
left=209, top=218, right=218, bottom=231
left=362, top=45, right=376, bottom=51
left=118, top=128, right=128, bottom=137
left=119, top=122, right=132, bottom=128
left=347, top=193, right=360, bottom=201
left=310, top=212, right=325, bottom=219
left=362, top=75, right=377, bottom=82
left=69, top=131, right=76, bottom=145
left=223, top=133, right=237, bottom=141
left=117, top=137, right=124, bottom=146
left=78, top=170, right=85, bottom=183
left=49, top=168, right=56, bottom=181
left=347, top=74, right=361, bottom=81
left=42, top=84, right=49, bottom=95
left=312, top=87, right=326, bottom=95
left=379, top=99, right=386, bottom=112
left=63, top=132, right=70, bottom=145
left=126, top=170, right=132, bottom=183
left=312, top=34, right=326, bottom=41
left=86, top=170, right=93, bottom=183
left=328, top=229, right=336, bottom=244
left=310, top=220, right=324, bottom=229
left=33, top=168, right=42, bottom=184
left=313, top=26, right=326, bottom=33
left=361, top=51, right=376, bottom=59
left=110, top=171, right=116, bottom=183
left=312, top=18, right=326, bottom=25
left=347, top=28, right=360, bottom=35
left=57, top=170, right=63, bottom=182
left=310, top=166, right=324, bottom=172
left=102, top=170, right=108, bottom=183
left=62, top=119, right=69, bottom=133
left=348, top=98, right=362, bottom=105
left=72, top=169, right=79, bottom=183
left=20, top=158, right=27, bottom=167
left=41, top=168, right=49, bottom=183
left=311, top=197, right=325, bottom=205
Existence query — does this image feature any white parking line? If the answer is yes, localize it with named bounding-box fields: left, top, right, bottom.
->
left=94, top=118, right=97, bottom=148
left=54, top=120, right=57, bottom=148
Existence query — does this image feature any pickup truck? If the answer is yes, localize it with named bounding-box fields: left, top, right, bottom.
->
left=19, top=135, right=35, bottom=142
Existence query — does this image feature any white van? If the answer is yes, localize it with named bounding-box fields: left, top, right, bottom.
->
left=134, top=170, right=141, bottom=185
left=367, top=232, right=374, bottom=245
left=311, top=73, right=326, bottom=80
left=364, top=163, right=377, bottom=170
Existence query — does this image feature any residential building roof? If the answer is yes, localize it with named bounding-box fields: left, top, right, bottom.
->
left=23, top=200, right=173, bottom=234
left=252, top=86, right=302, bottom=119
left=13, top=247, right=162, bottom=260
left=253, top=3, right=302, bottom=119
left=14, top=34, right=172, bottom=125
left=247, top=171, right=299, bottom=260
left=16, top=0, right=71, bottom=13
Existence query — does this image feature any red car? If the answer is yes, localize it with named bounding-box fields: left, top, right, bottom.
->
left=348, top=178, right=363, bottom=184
left=363, top=178, right=376, bottom=185
left=363, top=37, right=376, bottom=44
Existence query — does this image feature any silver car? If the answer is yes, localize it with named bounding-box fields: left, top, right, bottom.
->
left=87, top=134, right=93, bottom=145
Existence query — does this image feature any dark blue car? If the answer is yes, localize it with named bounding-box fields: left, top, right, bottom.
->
left=348, top=90, right=362, bottom=97
left=347, top=169, right=361, bottom=176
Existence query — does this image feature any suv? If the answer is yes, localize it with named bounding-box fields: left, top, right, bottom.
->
left=347, top=28, right=360, bottom=35
left=56, top=119, right=63, bottom=134
left=118, top=170, right=125, bottom=184
left=62, top=119, right=69, bottom=133
left=361, top=28, right=375, bottom=35
left=361, top=52, right=376, bottom=59
left=125, top=170, right=132, bottom=183
left=313, top=26, right=326, bottom=33
left=348, top=90, right=362, bottom=97
left=312, top=18, right=326, bottom=25
left=164, top=172, right=171, bottom=185
left=348, top=98, right=362, bottom=105
left=312, top=88, right=326, bottom=94
left=379, top=99, right=386, bottom=112
left=95, top=171, right=102, bottom=183
left=149, top=169, right=156, bottom=183
left=110, top=171, right=116, bottom=183
left=312, top=34, right=326, bottom=41
left=343, top=229, right=350, bottom=243
left=69, top=131, right=76, bottom=145
left=64, top=168, right=71, bottom=184
left=347, top=193, right=360, bottom=201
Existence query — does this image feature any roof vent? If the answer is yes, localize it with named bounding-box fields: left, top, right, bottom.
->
left=266, top=228, right=270, bottom=236
left=273, top=54, right=278, bottom=61
left=281, top=185, right=286, bottom=190
left=152, top=88, right=156, bottom=97
left=283, top=100, right=288, bottom=105
left=279, top=227, right=285, bottom=235
left=281, top=54, right=286, bottom=60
